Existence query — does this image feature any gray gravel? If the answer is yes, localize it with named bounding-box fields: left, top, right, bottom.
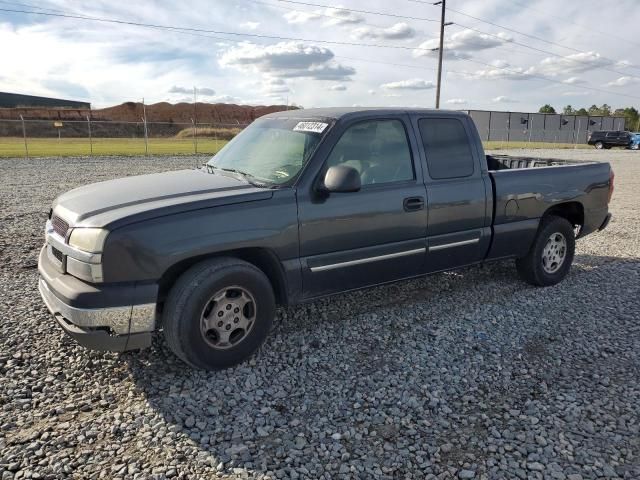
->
left=1, top=150, right=639, bottom=479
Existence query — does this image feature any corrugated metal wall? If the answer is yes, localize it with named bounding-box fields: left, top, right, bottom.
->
left=467, top=110, right=628, bottom=144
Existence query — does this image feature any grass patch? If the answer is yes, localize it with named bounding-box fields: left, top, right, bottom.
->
left=0, top=137, right=594, bottom=158
left=0, top=137, right=229, bottom=158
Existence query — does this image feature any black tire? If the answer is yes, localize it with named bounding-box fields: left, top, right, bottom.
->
left=163, top=257, right=275, bottom=370
left=515, top=216, right=575, bottom=287
left=594, top=141, right=604, bottom=149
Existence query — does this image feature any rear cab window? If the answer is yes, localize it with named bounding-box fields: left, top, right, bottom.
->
left=418, top=118, right=475, bottom=179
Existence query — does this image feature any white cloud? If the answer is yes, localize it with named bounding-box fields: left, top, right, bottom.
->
left=328, top=84, right=347, bottom=91
left=240, top=21, right=260, bottom=30
left=446, top=98, right=467, bottom=105
left=529, top=52, right=612, bottom=76
left=413, top=29, right=511, bottom=60
left=169, top=86, right=216, bottom=96
left=322, top=7, right=365, bottom=26
left=605, top=76, right=638, bottom=87
left=381, top=78, right=435, bottom=90
left=368, top=89, right=376, bottom=95
left=562, top=77, right=585, bottom=85
left=283, top=11, right=322, bottom=24
left=220, top=42, right=355, bottom=81
left=352, top=22, right=415, bottom=40
left=456, top=66, right=531, bottom=81
left=492, top=96, right=518, bottom=103
left=561, top=91, right=590, bottom=96
left=283, top=6, right=364, bottom=26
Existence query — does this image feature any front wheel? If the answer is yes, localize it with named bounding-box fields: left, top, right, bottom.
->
left=515, top=216, right=576, bottom=287
left=163, top=257, right=276, bottom=370
left=631, top=144, right=639, bottom=150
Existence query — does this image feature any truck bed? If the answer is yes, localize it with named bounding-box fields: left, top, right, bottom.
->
left=487, top=154, right=587, bottom=170
left=487, top=154, right=611, bottom=242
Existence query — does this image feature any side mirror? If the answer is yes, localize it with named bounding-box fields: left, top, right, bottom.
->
left=323, top=165, right=361, bottom=193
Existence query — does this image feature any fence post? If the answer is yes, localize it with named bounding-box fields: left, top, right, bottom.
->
left=141, top=116, right=149, bottom=156
left=215, top=123, right=218, bottom=154
left=191, top=118, right=198, bottom=154
left=86, top=115, right=93, bottom=156
left=19, top=115, right=29, bottom=159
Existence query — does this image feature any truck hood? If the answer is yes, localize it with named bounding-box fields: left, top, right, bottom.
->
left=52, top=169, right=273, bottom=229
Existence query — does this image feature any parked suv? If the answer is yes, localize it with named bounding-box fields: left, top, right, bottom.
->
left=587, top=130, right=632, bottom=149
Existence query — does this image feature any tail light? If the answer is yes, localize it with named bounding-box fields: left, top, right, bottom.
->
left=608, top=169, right=615, bottom=204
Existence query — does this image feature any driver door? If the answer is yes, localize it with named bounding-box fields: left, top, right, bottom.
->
left=297, top=116, right=428, bottom=298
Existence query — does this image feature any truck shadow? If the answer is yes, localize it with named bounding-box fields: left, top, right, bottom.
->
left=123, top=253, right=639, bottom=477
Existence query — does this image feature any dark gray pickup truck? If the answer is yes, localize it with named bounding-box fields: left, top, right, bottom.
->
left=38, top=108, right=613, bottom=369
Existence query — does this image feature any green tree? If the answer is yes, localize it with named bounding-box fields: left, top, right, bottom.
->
left=563, top=105, right=574, bottom=115
left=614, top=107, right=640, bottom=131
left=599, top=104, right=612, bottom=116
left=575, top=108, right=588, bottom=116
left=588, top=104, right=600, bottom=115
left=539, top=104, right=556, bottom=114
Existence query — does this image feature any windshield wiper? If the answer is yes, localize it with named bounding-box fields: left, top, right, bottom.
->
left=208, top=166, right=272, bottom=188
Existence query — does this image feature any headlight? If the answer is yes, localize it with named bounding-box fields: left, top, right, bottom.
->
left=68, top=228, right=108, bottom=253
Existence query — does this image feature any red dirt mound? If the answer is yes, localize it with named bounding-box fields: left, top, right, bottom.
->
left=0, top=102, right=295, bottom=124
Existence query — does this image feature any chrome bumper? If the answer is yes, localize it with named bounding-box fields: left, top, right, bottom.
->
left=39, top=277, right=156, bottom=351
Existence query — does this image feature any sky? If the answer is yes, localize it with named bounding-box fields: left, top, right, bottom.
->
left=1, top=0, right=639, bottom=111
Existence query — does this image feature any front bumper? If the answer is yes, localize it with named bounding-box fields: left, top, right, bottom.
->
left=38, top=247, right=157, bottom=352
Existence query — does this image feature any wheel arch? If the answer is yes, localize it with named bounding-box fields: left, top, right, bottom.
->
left=542, top=201, right=584, bottom=230
left=157, top=248, right=289, bottom=310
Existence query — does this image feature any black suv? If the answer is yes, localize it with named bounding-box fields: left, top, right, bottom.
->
left=587, top=130, right=632, bottom=149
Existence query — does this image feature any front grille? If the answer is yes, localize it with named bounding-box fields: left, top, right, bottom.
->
left=51, top=215, right=69, bottom=238
left=51, top=246, right=64, bottom=263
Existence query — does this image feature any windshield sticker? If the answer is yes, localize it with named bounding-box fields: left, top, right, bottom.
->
left=293, top=121, right=328, bottom=133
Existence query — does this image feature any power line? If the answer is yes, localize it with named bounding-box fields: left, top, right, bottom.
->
left=278, top=0, right=640, bottom=80
left=247, top=0, right=394, bottom=30
left=276, top=0, right=439, bottom=22
left=0, top=7, right=441, bottom=52
left=459, top=57, right=640, bottom=101
left=508, top=0, right=640, bottom=49
left=407, top=0, right=640, bottom=77
left=3, top=5, right=640, bottom=102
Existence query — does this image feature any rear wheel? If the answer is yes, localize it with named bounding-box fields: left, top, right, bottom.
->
left=631, top=143, right=639, bottom=150
left=515, top=216, right=575, bottom=287
left=163, top=257, right=275, bottom=370
left=594, top=141, right=604, bottom=149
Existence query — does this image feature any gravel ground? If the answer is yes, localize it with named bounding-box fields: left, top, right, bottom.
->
left=1, top=150, right=639, bottom=480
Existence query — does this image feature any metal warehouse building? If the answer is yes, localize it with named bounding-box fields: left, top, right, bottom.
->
left=466, top=110, right=627, bottom=144
left=0, top=92, right=90, bottom=109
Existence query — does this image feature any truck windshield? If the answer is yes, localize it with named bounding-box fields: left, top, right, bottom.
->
left=206, top=117, right=329, bottom=185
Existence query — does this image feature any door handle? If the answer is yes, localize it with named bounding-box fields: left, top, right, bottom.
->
left=403, top=196, right=425, bottom=212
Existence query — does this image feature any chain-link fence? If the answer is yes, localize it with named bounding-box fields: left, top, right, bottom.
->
left=0, top=118, right=249, bottom=158
left=0, top=115, right=632, bottom=158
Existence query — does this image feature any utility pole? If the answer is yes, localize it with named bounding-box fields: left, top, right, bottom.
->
left=434, top=0, right=448, bottom=109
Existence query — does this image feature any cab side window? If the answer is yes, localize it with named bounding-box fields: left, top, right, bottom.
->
left=418, top=118, right=475, bottom=179
left=325, top=120, right=414, bottom=186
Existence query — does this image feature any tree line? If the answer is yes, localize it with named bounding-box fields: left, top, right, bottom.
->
left=538, top=104, right=639, bottom=130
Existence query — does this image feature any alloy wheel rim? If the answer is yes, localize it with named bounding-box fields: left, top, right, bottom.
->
left=541, top=232, right=567, bottom=274
left=200, top=286, right=256, bottom=350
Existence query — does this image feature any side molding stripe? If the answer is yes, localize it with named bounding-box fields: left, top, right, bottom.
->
left=428, top=237, right=480, bottom=252
left=310, top=248, right=426, bottom=273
